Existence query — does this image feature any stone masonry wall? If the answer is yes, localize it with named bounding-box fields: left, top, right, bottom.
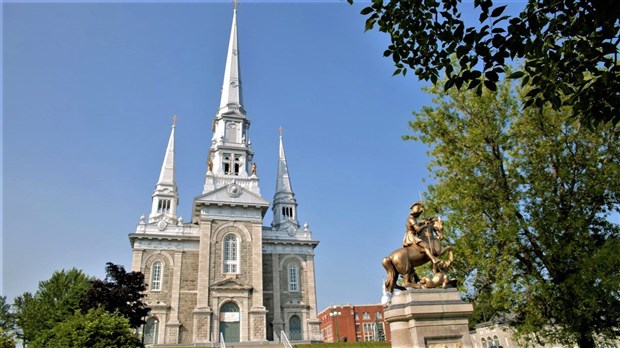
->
left=180, top=251, right=199, bottom=291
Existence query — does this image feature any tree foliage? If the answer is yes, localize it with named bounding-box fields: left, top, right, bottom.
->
left=405, top=78, right=620, bottom=347
left=0, top=297, right=15, bottom=348
left=80, top=262, right=149, bottom=328
left=349, top=0, right=620, bottom=126
left=13, top=268, right=92, bottom=345
left=30, top=307, right=142, bottom=348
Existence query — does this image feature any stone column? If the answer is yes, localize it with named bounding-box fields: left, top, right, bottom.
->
left=193, top=219, right=213, bottom=343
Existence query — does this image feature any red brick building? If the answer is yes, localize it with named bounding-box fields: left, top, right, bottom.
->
left=318, top=304, right=391, bottom=343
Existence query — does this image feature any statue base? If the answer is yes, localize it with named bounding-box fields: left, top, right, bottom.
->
left=384, top=288, right=474, bottom=348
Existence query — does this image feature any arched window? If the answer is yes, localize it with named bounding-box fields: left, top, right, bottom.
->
left=151, top=261, right=162, bottom=291
left=288, top=263, right=299, bottom=292
left=481, top=338, right=487, bottom=348
left=157, top=199, right=171, bottom=213
left=282, top=206, right=295, bottom=219
left=492, top=335, right=500, bottom=347
left=223, top=235, right=239, bottom=273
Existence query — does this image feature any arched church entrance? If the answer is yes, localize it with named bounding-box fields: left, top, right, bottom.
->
left=144, top=317, right=159, bottom=344
left=289, top=315, right=302, bottom=340
left=219, top=302, right=240, bottom=342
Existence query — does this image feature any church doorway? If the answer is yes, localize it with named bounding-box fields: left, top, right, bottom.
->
left=143, top=317, right=159, bottom=344
left=219, top=302, right=240, bottom=342
left=289, top=315, right=302, bottom=341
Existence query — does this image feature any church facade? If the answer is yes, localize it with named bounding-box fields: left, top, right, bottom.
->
left=128, top=8, right=320, bottom=345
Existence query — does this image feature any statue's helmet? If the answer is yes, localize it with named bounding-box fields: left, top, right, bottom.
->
left=410, top=202, right=425, bottom=210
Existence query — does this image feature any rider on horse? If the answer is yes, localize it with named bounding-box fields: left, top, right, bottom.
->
left=402, top=202, right=441, bottom=265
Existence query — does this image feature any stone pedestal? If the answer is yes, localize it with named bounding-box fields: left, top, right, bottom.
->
left=384, top=288, right=474, bottom=348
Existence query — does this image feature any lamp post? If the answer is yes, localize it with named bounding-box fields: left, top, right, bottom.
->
left=329, top=306, right=342, bottom=342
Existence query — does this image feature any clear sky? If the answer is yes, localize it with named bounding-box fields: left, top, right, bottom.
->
left=2, top=0, right=527, bottom=312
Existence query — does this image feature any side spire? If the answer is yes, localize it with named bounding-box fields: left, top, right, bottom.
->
left=272, top=128, right=299, bottom=229
left=149, top=117, right=179, bottom=222
left=218, top=6, right=243, bottom=114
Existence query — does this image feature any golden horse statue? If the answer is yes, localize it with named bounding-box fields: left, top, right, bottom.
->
left=382, top=218, right=455, bottom=294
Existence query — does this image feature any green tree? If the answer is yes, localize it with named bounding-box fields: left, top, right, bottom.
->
left=80, top=262, right=149, bottom=328
left=30, top=307, right=142, bottom=348
left=350, top=0, right=620, bottom=126
left=13, top=269, right=92, bottom=345
left=0, top=296, right=15, bottom=348
left=405, top=78, right=620, bottom=347
left=373, top=318, right=386, bottom=341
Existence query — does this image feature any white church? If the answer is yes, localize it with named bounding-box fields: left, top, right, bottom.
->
left=128, top=7, right=321, bottom=345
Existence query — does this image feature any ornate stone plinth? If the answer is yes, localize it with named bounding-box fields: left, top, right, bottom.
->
left=384, top=288, right=474, bottom=348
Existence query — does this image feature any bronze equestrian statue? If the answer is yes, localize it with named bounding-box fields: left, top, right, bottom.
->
left=382, top=202, right=455, bottom=294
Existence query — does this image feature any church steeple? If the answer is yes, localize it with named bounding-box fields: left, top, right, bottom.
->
left=149, top=117, right=179, bottom=222
left=203, top=6, right=261, bottom=196
left=218, top=6, right=243, bottom=115
left=272, top=129, right=299, bottom=229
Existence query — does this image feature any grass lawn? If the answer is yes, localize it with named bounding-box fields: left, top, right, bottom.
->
left=171, top=342, right=391, bottom=348
left=294, top=343, right=390, bottom=348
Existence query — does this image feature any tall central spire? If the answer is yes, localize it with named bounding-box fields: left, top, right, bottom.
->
left=218, top=6, right=243, bottom=114
left=202, top=6, right=261, bottom=197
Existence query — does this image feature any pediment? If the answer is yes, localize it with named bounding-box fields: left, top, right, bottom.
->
left=210, top=278, right=253, bottom=291
left=283, top=299, right=309, bottom=309
left=194, top=183, right=269, bottom=207
left=146, top=300, right=170, bottom=310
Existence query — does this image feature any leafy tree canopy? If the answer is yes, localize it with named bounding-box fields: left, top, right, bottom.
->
left=349, top=0, right=620, bottom=126
left=406, top=77, right=620, bottom=347
left=80, top=262, right=149, bottom=328
left=13, top=268, right=92, bottom=345
left=0, top=297, right=15, bottom=348
left=0, top=297, right=14, bottom=334
left=30, top=307, right=142, bottom=348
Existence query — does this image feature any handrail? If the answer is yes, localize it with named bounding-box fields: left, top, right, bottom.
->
left=220, top=332, right=226, bottom=348
left=280, top=330, right=293, bottom=348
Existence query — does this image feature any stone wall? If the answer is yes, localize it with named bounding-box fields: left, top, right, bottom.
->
left=180, top=251, right=199, bottom=291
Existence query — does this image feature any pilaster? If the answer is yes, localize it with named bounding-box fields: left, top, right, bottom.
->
left=164, top=251, right=183, bottom=343
left=194, top=218, right=213, bottom=343
left=304, top=254, right=321, bottom=341
left=131, top=249, right=144, bottom=272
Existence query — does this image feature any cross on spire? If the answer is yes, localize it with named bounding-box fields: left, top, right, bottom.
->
left=172, top=114, right=177, bottom=127
left=279, top=127, right=283, bottom=137
left=233, top=0, right=238, bottom=10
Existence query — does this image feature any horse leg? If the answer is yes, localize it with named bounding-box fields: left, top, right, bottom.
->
left=436, top=246, right=454, bottom=268
left=383, top=257, right=405, bottom=292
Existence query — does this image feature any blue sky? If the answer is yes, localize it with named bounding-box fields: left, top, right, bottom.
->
left=2, top=1, right=527, bottom=311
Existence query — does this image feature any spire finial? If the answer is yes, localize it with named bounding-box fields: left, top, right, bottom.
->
left=233, top=0, right=238, bottom=10
left=172, top=114, right=177, bottom=127
left=279, top=127, right=283, bottom=138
